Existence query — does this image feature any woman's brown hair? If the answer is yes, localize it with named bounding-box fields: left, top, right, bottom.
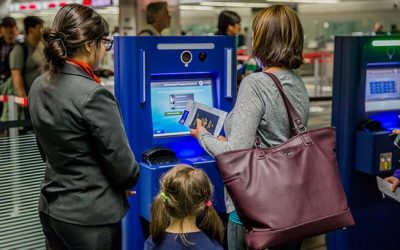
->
left=252, top=5, right=304, bottom=69
left=42, top=3, right=109, bottom=81
left=150, top=164, right=224, bottom=245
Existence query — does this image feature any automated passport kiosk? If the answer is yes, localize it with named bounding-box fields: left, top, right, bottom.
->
left=114, top=36, right=236, bottom=250
left=330, top=36, right=400, bottom=250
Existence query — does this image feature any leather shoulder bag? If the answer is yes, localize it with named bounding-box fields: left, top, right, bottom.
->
left=215, top=72, right=355, bottom=249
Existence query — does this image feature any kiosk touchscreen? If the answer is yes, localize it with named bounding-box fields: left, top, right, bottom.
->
left=365, top=66, right=400, bottom=113
left=151, top=79, right=213, bottom=137
left=114, top=36, right=236, bottom=250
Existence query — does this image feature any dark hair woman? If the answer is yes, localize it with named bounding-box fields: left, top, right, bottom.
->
left=28, top=4, right=139, bottom=250
left=191, top=5, right=309, bottom=250
left=216, top=10, right=241, bottom=36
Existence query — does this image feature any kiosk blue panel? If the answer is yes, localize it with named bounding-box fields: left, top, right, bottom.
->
left=329, top=36, right=400, bottom=250
left=114, top=36, right=236, bottom=250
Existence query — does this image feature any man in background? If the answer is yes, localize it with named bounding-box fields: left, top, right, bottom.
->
left=10, top=16, right=44, bottom=99
left=138, top=1, right=171, bottom=36
left=0, top=17, right=17, bottom=123
left=373, top=22, right=386, bottom=35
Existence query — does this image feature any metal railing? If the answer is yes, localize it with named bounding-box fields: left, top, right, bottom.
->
left=0, top=95, right=31, bottom=137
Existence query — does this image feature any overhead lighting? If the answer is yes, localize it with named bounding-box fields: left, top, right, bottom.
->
left=372, top=40, right=400, bottom=47
left=200, top=2, right=270, bottom=8
left=266, top=0, right=338, bottom=3
left=179, top=5, right=215, bottom=11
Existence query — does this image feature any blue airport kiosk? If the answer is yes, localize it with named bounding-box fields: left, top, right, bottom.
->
left=329, top=36, right=400, bottom=250
left=114, top=36, right=236, bottom=250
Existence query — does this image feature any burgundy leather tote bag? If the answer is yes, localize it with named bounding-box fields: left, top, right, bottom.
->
left=215, top=73, right=355, bottom=249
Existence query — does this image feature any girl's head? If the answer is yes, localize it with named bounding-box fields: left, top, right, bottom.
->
left=252, top=5, right=304, bottom=69
left=150, top=164, right=224, bottom=244
left=42, top=3, right=111, bottom=79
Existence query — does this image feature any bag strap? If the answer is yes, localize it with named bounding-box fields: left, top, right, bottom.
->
left=264, top=72, right=306, bottom=135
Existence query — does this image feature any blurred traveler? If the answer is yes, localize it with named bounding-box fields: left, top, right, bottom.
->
left=191, top=5, right=309, bottom=250
left=144, top=164, right=223, bottom=250
left=0, top=17, right=17, bottom=122
left=216, top=10, right=241, bottom=36
left=385, top=129, right=400, bottom=192
left=373, top=22, right=386, bottom=35
left=29, top=4, right=139, bottom=250
left=390, top=24, right=400, bottom=35
left=138, top=1, right=171, bottom=36
left=112, top=26, right=120, bottom=36
left=10, top=16, right=44, bottom=98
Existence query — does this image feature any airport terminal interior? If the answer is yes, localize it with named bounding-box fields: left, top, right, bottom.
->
left=1, top=0, right=400, bottom=249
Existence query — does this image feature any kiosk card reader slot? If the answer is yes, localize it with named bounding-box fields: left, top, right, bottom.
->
left=142, top=147, right=178, bottom=166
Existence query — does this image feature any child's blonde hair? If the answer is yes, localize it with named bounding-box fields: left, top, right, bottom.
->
left=150, top=164, right=224, bottom=244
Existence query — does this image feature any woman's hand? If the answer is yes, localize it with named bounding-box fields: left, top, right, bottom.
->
left=190, top=119, right=206, bottom=139
left=217, top=136, right=226, bottom=141
left=384, top=176, right=400, bottom=192
left=393, top=129, right=400, bottom=135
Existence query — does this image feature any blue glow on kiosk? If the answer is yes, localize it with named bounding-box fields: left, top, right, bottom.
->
left=330, top=36, right=400, bottom=250
left=114, top=36, right=236, bottom=250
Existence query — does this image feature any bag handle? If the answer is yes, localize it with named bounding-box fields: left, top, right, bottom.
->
left=264, top=72, right=306, bottom=135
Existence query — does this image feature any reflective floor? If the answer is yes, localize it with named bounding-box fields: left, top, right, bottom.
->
left=0, top=135, right=46, bottom=250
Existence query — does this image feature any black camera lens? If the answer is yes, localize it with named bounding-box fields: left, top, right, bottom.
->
left=181, top=51, right=192, bottom=64
left=198, top=52, right=207, bottom=62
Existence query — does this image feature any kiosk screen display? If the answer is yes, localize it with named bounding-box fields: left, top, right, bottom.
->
left=151, top=79, right=213, bottom=137
left=365, top=67, right=400, bottom=112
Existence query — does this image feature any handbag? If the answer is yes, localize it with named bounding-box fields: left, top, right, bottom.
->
left=215, top=72, right=355, bottom=249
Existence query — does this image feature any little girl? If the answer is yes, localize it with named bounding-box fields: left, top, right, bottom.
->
left=144, top=164, right=224, bottom=249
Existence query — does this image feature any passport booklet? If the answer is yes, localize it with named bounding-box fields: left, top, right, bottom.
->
left=179, top=100, right=227, bottom=136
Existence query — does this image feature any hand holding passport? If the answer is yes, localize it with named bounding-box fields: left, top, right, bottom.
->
left=179, top=101, right=227, bottom=136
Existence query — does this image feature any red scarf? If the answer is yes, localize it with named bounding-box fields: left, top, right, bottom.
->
left=67, top=59, right=101, bottom=84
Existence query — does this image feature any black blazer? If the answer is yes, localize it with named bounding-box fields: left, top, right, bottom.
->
left=28, top=63, right=139, bottom=225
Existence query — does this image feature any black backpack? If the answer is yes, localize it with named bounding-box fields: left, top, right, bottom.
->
left=0, top=40, right=28, bottom=85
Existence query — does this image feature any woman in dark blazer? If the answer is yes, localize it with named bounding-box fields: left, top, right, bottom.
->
left=28, top=4, right=139, bottom=250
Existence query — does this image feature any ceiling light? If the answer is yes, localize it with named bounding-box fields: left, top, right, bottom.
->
left=200, top=2, right=270, bottom=8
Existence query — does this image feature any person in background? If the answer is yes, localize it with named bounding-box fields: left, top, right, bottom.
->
left=138, top=1, right=171, bottom=36
left=373, top=22, right=386, bottom=35
left=191, top=5, right=309, bottom=250
left=386, top=129, right=400, bottom=191
left=144, top=164, right=223, bottom=250
left=112, top=26, right=120, bottom=36
left=29, top=4, right=139, bottom=249
left=215, top=10, right=241, bottom=36
left=0, top=22, right=3, bottom=39
left=10, top=16, right=44, bottom=99
left=0, top=17, right=17, bottom=120
left=390, top=24, right=400, bottom=35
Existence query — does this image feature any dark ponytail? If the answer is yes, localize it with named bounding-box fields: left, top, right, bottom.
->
left=43, top=29, right=67, bottom=80
left=42, top=3, right=109, bottom=81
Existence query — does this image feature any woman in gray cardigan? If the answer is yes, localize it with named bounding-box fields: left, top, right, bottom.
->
left=191, top=5, right=310, bottom=250
left=28, top=4, right=139, bottom=250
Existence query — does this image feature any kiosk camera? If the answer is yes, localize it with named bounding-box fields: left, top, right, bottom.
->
left=330, top=36, right=400, bottom=250
left=114, top=36, right=236, bottom=250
